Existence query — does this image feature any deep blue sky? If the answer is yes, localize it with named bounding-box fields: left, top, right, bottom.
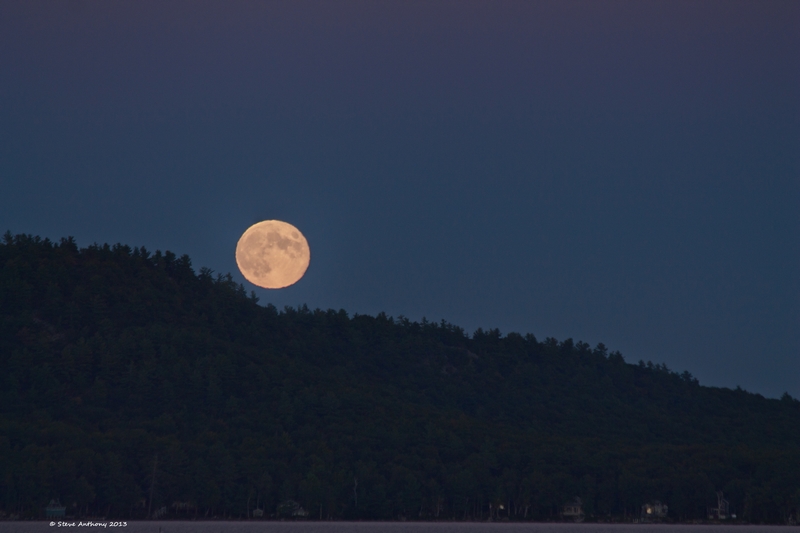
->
left=2, top=1, right=798, bottom=398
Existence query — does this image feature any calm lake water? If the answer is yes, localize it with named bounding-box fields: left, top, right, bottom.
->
left=0, top=522, right=797, bottom=533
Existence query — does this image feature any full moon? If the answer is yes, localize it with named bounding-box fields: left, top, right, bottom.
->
left=235, top=220, right=310, bottom=289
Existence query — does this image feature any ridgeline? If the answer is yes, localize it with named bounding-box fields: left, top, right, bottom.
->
left=1, top=233, right=799, bottom=523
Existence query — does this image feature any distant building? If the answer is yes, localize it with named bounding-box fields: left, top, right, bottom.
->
left=562, top=497, right=584, bottom=521
left=708, top=491, right=730, bottom=520
left=170, top=501, right=194, bottom=514
left=45, top=499, right=66, bottom=517
left=277, top=499, right=308, bottom=518
left=641, top=500, right=668, bottom=520
left=252, top=508, right=264, bottom=517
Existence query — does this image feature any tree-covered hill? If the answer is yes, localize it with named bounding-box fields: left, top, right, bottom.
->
left=1, top=233, right=799, bottom=523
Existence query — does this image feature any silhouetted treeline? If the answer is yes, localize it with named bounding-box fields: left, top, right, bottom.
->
left=1, top=233, right=799, bottom=523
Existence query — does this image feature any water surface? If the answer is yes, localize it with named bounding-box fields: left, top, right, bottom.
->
left=0, top=522, right=796, bottom=533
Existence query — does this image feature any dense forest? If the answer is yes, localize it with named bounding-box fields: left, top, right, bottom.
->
left=1, top=233, right=799, bottom=523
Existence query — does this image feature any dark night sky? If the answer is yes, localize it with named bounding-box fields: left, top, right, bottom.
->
left=2, top=1, right=798, bottom=398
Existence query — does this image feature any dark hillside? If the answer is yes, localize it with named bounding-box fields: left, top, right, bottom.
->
left=1, top=233, right=799, bottom=522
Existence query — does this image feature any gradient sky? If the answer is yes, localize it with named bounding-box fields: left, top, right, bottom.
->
left=2, top=1, right=798, bottom=398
